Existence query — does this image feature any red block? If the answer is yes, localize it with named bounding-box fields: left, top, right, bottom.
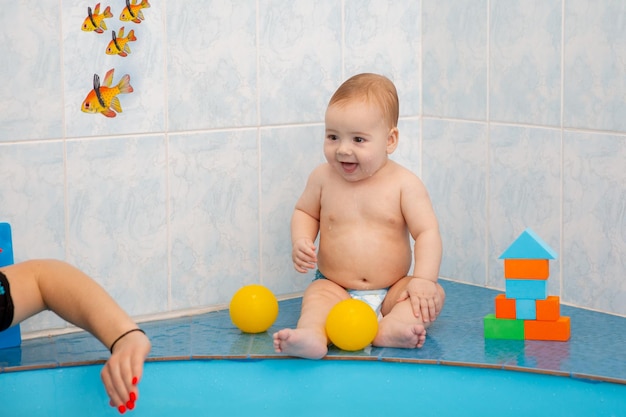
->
left=525, top=316, right=570, bottom=341
left=536, top=296, right=560, bottom=321
left=495, top=294, right=516, bottom=319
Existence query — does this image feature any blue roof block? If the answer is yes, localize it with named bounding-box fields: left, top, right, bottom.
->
left=499, top=228, right=558, bottom=260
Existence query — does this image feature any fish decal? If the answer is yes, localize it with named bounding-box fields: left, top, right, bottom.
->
left=106, top=27, right=137, bottom=57
left=81, top=3, right=113, bottom=34
left=81, top=69, right=134, bottom=118
left=119, top=0, right=151, bottom=24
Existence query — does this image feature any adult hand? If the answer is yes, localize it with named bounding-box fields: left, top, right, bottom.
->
left=101, top=329, right=151, bottom=413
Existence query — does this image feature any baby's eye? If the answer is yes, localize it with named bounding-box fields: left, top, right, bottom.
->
left=327, top=134, right=338, bottom=141
left=353, top=137, right=365, bottom=143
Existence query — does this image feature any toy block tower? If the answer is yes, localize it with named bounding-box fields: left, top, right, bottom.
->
left=0, top=222, right=21, bottom=349
left=484, top=228, right=570, bottom=341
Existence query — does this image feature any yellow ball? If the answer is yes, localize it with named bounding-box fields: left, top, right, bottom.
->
left=325, top=299, right=378, bottom=351
left=229, top=284, right=279, bottom=333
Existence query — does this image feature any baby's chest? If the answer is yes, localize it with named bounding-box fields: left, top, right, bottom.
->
left=322, top=195, right=403, bottom=226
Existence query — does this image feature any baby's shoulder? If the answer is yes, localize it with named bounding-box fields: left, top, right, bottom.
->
left=388, top=161, right=422, bottom=182
left=303, top=163, right=336, bottom=190
left=308, top=163, right=336, bottom=180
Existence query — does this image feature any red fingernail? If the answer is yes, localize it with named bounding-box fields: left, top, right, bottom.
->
left=118, top=405, right=127, bottom=414
left=126, top=400, right=135, bottom=410
left=132, top=376, right=138, bottom=385
left=129, top=392, right=137, bottom=402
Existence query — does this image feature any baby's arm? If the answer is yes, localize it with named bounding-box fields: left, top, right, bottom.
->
left=291, top=209, right=318, bottom=272
left=291, top=166, right=324, bottom=273
left=401, top=175, right=443, bottom=322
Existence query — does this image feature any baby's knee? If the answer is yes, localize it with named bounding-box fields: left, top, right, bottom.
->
left=436, top=283, right=446, bottom=304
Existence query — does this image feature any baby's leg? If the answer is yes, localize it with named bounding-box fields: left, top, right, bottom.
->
left=373, top=278, right=445, bottom=349
left=373, top=299, right=427, bottom=348
left=273, top=279, right=349, bottom=359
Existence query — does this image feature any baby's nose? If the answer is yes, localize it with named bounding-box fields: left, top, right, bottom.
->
left=336, top=143, right=353, bottom=155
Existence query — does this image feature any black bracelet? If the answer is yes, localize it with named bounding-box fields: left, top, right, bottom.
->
left=109, top=328, right=146, bottom=353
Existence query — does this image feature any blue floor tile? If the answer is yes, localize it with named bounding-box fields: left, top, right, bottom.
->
left=0, top=279, right=624, bottom=384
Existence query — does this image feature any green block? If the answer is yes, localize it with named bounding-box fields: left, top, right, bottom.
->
left=483, top=314, right=525, bottom=340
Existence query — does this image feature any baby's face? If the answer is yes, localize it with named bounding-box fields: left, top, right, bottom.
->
left=324, top=99, right=395, bottom=182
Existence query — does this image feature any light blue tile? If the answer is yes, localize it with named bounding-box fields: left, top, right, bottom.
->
left=423, top=119, right=488, bottom=286
left=564, top=0, right=626, bottom=132
left=0, top=2, right=63, bottom=141
left=169, top=130, right=260, bottom=309
left=167, top=0, right=257, bottom=130
left=490, top=0, right=562, bottom=126
left=423, top=0, right=488, bottom=120
left=563, top=132, right=626, bottom=316
left=66, top=135, right=168, bottom=316
left=258, top=0, right=342, bottom=125
left=0, top=142, right=65, bottom=261
left=345, top=0, right=421, bottom=116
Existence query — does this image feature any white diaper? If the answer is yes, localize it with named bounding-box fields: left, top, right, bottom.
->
left=347, top=288, right=388, bottom=318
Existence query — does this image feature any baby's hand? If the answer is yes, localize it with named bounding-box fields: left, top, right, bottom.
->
left=292, top=238, right=317, bottom=273
left=400, top=278, right=442, bottom=323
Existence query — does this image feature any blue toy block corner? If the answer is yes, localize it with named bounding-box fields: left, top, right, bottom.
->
left=0, top=325, right=21, bottom=349
left=515, top=299, right=537, bottom=320
left=499, top=228, right=558, bottom=260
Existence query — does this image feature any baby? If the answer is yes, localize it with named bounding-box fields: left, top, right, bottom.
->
left=273, top=73, right=445, bottom=359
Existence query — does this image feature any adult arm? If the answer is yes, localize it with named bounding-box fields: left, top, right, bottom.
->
left=2, top=259, right=151, bottom=411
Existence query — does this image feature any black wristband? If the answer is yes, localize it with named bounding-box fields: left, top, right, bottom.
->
left=109, top=328, right=146, bottom=353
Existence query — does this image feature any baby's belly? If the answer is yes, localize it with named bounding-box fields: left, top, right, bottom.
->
left=317, top=237, right=412, bottom=290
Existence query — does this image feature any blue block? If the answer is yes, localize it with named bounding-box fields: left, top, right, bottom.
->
left=515, top=299, right=536, bottom=320
left=0, top=325, right=21, bottom=349
left=499, top=228, right=558, bottom=260
left=0, top=223, right=15, bottom=267
left=0, top=222, right=21, bottom=349
left=505, top=279, right=548, bottom=300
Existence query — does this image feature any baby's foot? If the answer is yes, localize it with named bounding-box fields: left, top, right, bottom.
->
left=373, top=317, right=427, bottom=348
left=273, top=328, right=328, bottom=359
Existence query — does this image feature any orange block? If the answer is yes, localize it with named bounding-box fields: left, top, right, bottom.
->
left=536, top=296, right=560, bottom=321
left=525, top=316, right=570, bottom=341
left=495, top=294, right=516, bottom=319
left=504, top=259, right=549, bottom=279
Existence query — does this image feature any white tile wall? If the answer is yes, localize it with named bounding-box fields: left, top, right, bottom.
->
left=0, top=0, right=624, bottom=333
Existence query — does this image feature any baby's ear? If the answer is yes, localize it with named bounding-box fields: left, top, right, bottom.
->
left=386, top=127, right=399, bottom=154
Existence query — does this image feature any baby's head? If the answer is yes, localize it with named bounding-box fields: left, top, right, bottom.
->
left=327, top=73, right=399, bottom=130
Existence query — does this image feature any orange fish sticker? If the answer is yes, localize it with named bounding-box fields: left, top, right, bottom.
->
left=81, top=69, right=133, bottom=118
left=106, top=27, right=137, bottom=57
left=81, top=3, right=113, bottom=34
left=120, top=0, right=151, bottom=24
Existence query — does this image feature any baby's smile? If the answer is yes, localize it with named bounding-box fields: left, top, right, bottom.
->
left=340, top=162, right=358, bottom=174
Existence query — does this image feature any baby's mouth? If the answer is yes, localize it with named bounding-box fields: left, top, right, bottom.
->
left=341, top=162, right=358, bottom=174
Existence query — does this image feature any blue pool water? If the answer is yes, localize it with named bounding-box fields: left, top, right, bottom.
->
left=1, top=359, right=624, bottom=416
